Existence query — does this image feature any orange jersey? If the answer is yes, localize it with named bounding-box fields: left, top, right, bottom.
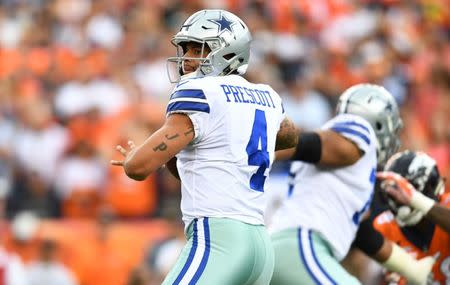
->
left=374, top=193, right=450, bottom=285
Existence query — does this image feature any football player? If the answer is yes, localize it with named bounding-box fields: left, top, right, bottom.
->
left=270, top=84, right=434, bottom=285
left=375, top=150, right=449, bottom=284
left=111, top=9, right=298, bottom=285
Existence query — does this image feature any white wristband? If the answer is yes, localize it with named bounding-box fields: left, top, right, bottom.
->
left=410, top=191, right=436, bottom=214
left=382, top=243, right=433, bottom=285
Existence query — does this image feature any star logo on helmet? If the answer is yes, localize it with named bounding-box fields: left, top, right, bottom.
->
left=207, top=14, right=235, bottom=33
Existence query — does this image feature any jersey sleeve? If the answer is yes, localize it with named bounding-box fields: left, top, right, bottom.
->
left=323, top=114, right=374, bottom=154
left=166, top=80, right=210, bottom=143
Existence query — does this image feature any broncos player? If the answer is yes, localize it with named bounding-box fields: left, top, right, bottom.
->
left=111, top=9, right=297, bottom=285
left=375, top=151, right=449, bottom=285
left=270, top=84, right=434, bottom=285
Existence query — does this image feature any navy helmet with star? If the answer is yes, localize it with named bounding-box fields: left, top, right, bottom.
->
left=207, top=13, right=236, bottom=33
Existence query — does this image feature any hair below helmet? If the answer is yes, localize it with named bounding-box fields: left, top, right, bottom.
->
left=167, top=9, right=252, bottom=82
left=336, top=84, right=403, bottom=167
left=381, top=150, right=444, bottom=226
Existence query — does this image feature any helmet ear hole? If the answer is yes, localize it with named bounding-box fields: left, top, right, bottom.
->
left=223, top=53, right=236, bottom=60
left=376, top=122, right=383, bottom=131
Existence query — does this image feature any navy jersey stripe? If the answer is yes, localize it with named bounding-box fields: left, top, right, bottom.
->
left=170, top=89, right=206, bottom=100
left=167, top=101, right=210, bottom=113
left=332, top=121, right=370, bottom=133
left=331, top=126, right=370, bottom=145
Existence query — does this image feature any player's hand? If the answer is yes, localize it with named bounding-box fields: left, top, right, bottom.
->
left=110, top=140, right=136, bottom=166
left=377, top=171, right=417, bottom=206
left=395, top=206, right=424, bottom=227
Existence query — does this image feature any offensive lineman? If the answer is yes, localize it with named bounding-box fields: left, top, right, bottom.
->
left=270, top=84, right=434, bottom=285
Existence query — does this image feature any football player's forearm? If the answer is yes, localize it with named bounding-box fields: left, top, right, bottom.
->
left=406, top=188, right=450, bottom=233
left=274, top=148, right=295, bottom=161
left=382, top=243, right=435, bottom=285
left=426, top=204, right=450, bottom=234
left=288, top=130, right=362, bottom=166
left=372, top=237, right=392, bottom=263
left=124, top=131, right=175, bottom=180
left=125, top=115, right=194, bottom=180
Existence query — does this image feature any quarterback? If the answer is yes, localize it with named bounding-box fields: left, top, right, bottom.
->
left=112, top=9, right=297, bottom=285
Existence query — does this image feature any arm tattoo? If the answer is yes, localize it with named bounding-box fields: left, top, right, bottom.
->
left=153, top=142, right=168, bottom=152
left=275, top=118, right=299, bottom=151
left=184, top=127, right=194, bottom=137
left=165, top=133, right=179, bottom=140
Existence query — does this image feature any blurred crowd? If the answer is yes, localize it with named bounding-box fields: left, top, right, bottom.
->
left=0, top=0, right=448, bottom=284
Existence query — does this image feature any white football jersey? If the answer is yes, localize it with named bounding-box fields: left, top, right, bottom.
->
left=270, top=114, right=378, bottom=260
left=166, top=75, right=285, bottom=229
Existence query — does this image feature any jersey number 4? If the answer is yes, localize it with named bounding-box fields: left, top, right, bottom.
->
left=246, top=109, right=270, bottom=192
